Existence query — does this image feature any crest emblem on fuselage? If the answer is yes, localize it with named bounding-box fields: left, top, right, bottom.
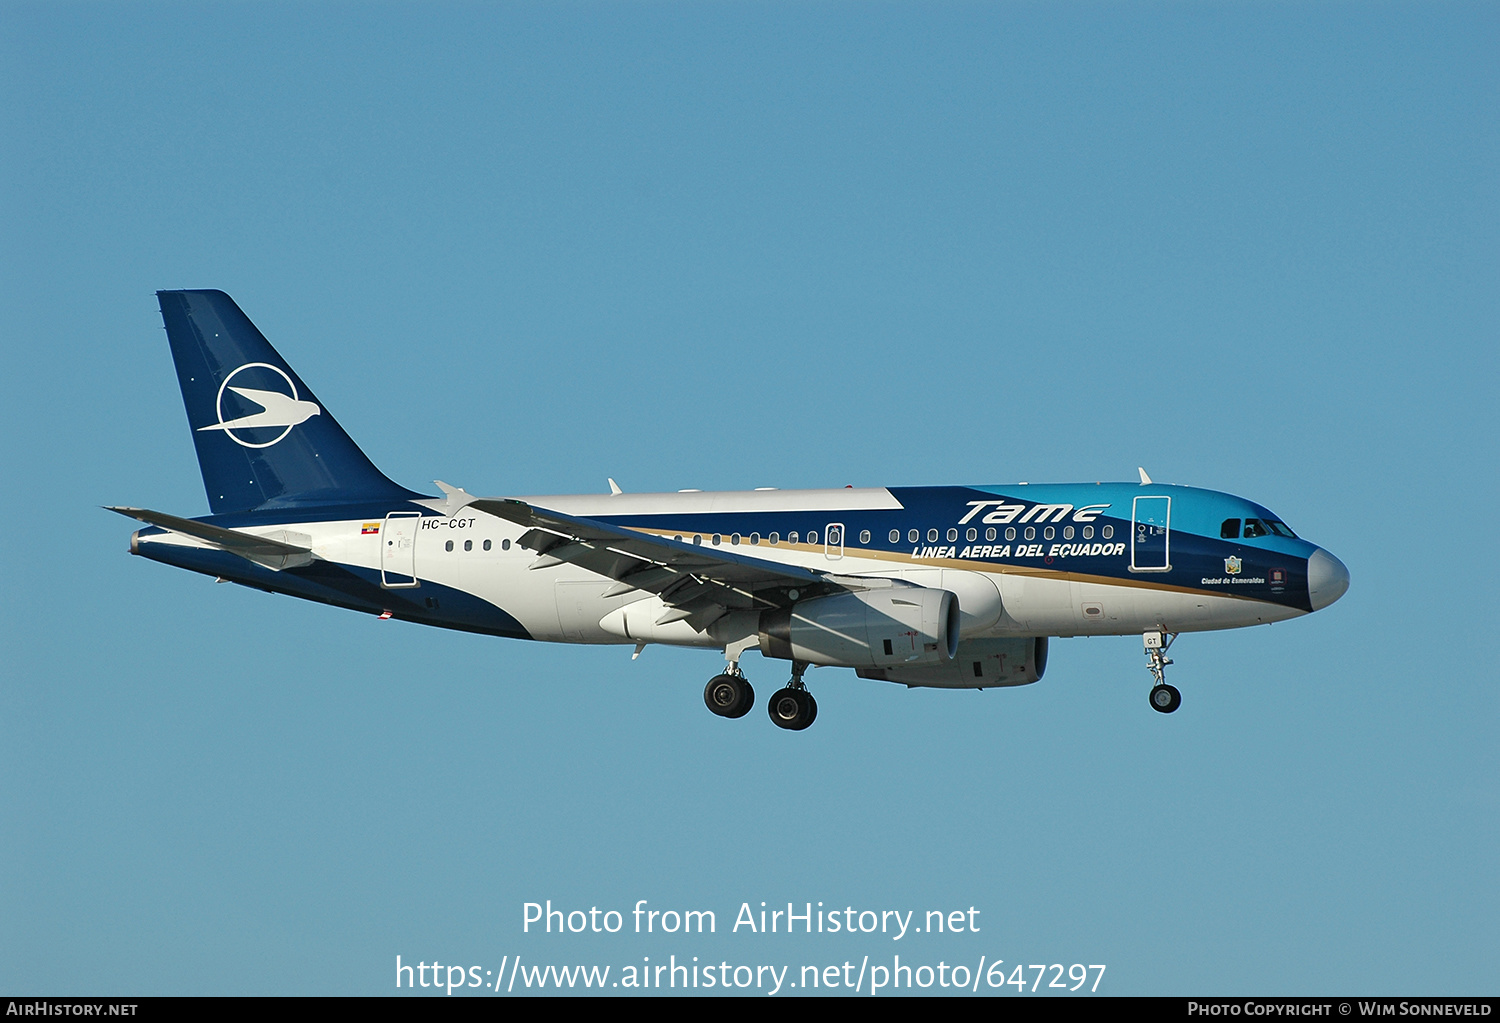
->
left=196, top=362, right=321, bottom=448
left=1224, top=556, right=1243, bottom=575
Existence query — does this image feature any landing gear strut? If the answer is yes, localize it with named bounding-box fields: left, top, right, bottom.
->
left=1144, top=630, right=1182, bottom=714
left=768, top=661, right=818, bottom=731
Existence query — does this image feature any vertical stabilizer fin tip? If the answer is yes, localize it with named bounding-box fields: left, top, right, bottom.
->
left=1138, top=467, right=1153, bottom=485
left=608, top=478, right=623, bottom=495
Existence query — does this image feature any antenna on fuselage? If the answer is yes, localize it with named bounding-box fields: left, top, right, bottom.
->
left=1138, top=467, right=1153, bottom=485
left=608, top=478, right=623, bottom=495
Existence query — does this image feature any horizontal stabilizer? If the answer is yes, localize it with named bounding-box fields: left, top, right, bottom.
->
left=107, top=506, right=315, bottom=571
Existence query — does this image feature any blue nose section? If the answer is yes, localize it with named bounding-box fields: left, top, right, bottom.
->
left=1307, top=548, right=1350, bottom=611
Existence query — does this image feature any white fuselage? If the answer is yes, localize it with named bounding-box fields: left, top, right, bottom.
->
left=138, top=487, right=1308, bottom=651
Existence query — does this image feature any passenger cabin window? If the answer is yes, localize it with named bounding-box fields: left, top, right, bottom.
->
left=889, top=529, right=900, bottom=543
left=859, top=530, right=871, bottom=544
left=1221, top=519, right=1241, bottom=539
left=1243, top=519, right=1268, bottom=539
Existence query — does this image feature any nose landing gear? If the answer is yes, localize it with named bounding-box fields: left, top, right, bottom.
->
left=1144, top=630, right=1182, bottom=714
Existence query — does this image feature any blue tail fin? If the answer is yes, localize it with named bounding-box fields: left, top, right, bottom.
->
left=158, top=289, right=424, bottom=514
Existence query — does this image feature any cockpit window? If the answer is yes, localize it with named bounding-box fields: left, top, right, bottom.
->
left=1241, top=517, right=1298, bottom=540
left=1220, top=518, right=1241, bottom=539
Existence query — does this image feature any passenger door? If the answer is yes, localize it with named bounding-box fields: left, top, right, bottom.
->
left=381, top=511, right=421, bottom=587
left=1131, top=496, right=1171, bottom=572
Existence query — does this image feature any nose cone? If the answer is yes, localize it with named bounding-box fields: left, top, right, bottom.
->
left=1308, top=547, right=1350, bottom=611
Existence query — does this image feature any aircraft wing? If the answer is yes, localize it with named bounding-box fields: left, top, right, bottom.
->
left=470, top=498, right=860, bottom=631
left=106, top=506, right=315, bottom=571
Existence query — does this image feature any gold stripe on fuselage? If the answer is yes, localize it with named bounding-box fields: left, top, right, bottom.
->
left=623, top=527, right=1283, bottom=605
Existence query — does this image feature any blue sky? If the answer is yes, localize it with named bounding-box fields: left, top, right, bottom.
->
left=2, top=1, right=1495, bottom=996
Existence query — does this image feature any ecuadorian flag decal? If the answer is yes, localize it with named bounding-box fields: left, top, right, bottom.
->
left=362, top=522, right=381, bottom=534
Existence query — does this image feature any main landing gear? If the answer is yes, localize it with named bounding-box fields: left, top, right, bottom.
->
left=703, top=659, right=819, bottom=730
left=703, top=668, right=754, bottom=719
left=767, top=661, right=817, bottom=731
left=1144, top=630, right=1182, bottom=714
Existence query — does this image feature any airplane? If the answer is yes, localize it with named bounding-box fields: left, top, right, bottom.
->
left=111, top=290, right=1350, bottom=730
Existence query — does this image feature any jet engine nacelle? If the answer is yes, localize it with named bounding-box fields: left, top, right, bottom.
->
left=758, top=587, right=960, bottom=668
left=856, top=636, right=1049, bottom=689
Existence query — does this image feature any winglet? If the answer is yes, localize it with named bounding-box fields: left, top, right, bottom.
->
left=1138, top=467, right=1153, bottom=485
left=429, top=480, right=478, bottom=517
